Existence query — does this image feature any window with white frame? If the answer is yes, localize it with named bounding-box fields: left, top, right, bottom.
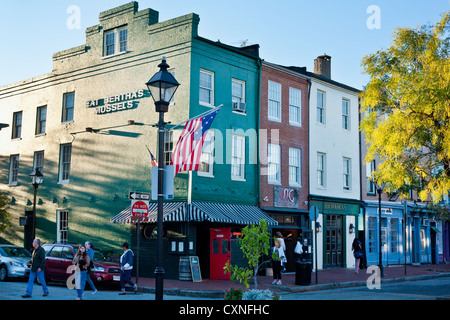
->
left=12, top=111, right=22, bottom=139
left=34, top=151, right=44, bottom=174
left=268, top=81, right=281, bottom=121
left=164, top=131, right=173, bottom=166
left=289, top=148, right=301, bottom=186
left=342, top=99, right=350, bottom=130
left=57, top=211, right=69, bottom=243
left=199, top=69, right=214, bottom=106
left=231, top=135, right=245, bottom=180
left=198, top=130, right=214, bottom=177
left=343, top=157, right=351, bottom=190
left=268, top=143, right=281, bottom=184
left=317, top=152, right=326, bottom=187
left=59, top=144, right=72, bottom=183
left=232, top=79, right=245, bottom=104
left=366, top=160, right=376, bottom=195
left=289, top=88, right=302, bottom=126
left=104, top=26, right=128, bottom=57
left=62, top=92, right=75, bottom=123
left=36, top=106, right=47, bottom=135
left=317, top=91, right=325, bottom=124
left=9, top=155, right=19, bottom=185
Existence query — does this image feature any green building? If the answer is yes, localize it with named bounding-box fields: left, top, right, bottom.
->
left=0, top=2, right=276, bottom=280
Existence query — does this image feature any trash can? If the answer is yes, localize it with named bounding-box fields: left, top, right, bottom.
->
left=295, top=262, right=312, bottom=286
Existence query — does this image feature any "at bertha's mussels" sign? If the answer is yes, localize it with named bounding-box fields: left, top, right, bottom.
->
left=85, top=89, right=147, bottom=114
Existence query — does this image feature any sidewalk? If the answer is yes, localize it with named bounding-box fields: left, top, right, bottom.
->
left=131, top=263, right=450, bottom=298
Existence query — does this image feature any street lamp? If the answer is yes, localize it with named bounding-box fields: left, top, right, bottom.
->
left=29, top=168, right=43, bottom=242
left=376, top=182, right=385, bottom=277
left=145, top=57, right=180, bottom=301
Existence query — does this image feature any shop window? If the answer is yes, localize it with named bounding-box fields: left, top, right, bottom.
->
left=368, top=217, right=376, bottom=253
left=390, top=218, right=398, bottom=253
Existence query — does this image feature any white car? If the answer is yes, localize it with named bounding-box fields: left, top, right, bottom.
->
left=0, top=245, right=31, bottom=281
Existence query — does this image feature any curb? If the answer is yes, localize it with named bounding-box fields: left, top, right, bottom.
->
left=130, top=272, right=450, bottom=298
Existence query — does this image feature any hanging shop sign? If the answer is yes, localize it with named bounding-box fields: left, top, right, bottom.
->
left=85, top=89, right=147, bottom=115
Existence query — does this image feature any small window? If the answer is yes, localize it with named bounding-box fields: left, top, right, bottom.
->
left=34, top=151, right=44, bottom=174
left=59, top=144, right=72, bottom=183
left=342, top=99, right=350, bottom=130
left=57, top=211, right=69, bottom=243
left=289, top=88, right=302, bottom=126
left=200, top=69, right=214, bottom=106
left=36, top=106, right=47, bottom=135
left=343, top=157, right=351, bottom=190
left=289, top=148, right=301, bottom=186
left=231, top=135, right=245, bottom=180
left=12, top=111, right=22, bottom=139
left=9, top=155, right=20, bottom=185
left=268, top=81, right=281, bottom=121
left=317, top=91, right=325, bottom=124
left=232, top=79, right=245, bottom=103
left=317, top=152, right=326, bottom=187
left=62, top=92, right=75, bottom=122
left=104, top=27, right=128, bottom=57
left=268, top=143, right=281, bottom=184
left=164, top=131, right=173, bottom=166
left=198, top=131, right=214, bottom=177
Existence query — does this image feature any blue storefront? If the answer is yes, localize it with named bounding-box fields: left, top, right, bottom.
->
left=363, top=201, right=434, bottom=266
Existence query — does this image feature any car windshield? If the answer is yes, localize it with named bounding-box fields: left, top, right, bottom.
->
left=1, top=247, right=32, bottom=258
left=93, top=250, right=106, bottom=261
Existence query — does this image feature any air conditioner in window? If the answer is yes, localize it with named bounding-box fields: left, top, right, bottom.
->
left=232, top=102, right=246, bottom=113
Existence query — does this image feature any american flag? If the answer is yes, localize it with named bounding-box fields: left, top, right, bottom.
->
left=146, top=145, right=158, bottom=167
left=171, top=108, right=220, bottom=176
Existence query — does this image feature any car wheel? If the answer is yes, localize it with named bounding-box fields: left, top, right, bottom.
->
left=0, top=265, right=8, bottom=282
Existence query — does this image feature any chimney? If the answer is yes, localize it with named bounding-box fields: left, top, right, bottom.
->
left=314, top=54, right=331, bottom=78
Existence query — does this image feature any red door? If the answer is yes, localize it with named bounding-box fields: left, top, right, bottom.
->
left=210, top=228, right=231, bottom=280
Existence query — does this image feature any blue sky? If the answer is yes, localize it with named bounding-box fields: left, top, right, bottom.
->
left=0, top=0, right=449, bottom=89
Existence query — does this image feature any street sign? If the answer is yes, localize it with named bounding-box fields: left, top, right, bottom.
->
left=131, top=200, right=149, bottom=222
left=129, top=191, right=151, bottom=201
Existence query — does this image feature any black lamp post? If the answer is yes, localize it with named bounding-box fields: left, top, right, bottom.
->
left=376, top=183, right=385, bottom=277
left=145, top=57, right=180, bottom=301
left=29, top=168, right=43, bottom=242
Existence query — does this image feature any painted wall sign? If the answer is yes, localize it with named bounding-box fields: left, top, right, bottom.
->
left=85, top=89, right=147, bottom=115
left=274, top=186, right=299, bottom=208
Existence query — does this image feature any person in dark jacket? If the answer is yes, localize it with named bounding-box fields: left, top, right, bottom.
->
left=22, top=239, right=49, bottom=298
left=119, top=242, right=137, bottom=295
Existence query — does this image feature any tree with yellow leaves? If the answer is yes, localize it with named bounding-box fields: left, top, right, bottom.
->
left=361, top=11, right=450, bottom=204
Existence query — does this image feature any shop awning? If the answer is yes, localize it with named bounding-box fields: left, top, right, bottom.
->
left=189, top=202, right=278, bottom=226
left=110, top=202, right=187, bottom=224
left=111, top=201, right=278, bottom=226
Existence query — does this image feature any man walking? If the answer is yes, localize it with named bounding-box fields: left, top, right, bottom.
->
left=85, top=241, right=98, bottom=294
left=22, top=239, right=49, bottom=298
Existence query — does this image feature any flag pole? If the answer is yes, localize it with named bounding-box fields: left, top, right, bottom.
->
left=167, top=105, right=223, bottom=132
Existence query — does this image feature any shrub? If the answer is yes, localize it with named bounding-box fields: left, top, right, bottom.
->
left=224, top=286, right=245, bottom=300
left=242, top=289, right=281, bottom=300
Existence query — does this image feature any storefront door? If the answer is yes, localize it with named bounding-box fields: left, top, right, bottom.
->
left=210, top=228, right=231, bottom=280
left=325, top=215, right=343, bottom=267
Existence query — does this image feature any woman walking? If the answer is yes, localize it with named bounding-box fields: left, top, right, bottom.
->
left=72, top=245, right=90, bottom=300
left=352, top=238, right=363, bottom=274
left=271, top=240, right=286, bottom=285
left=119, top=242, right=137, bottom=295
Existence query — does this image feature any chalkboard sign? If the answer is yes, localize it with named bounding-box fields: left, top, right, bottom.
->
left=189, top=256, right=202, bottom=282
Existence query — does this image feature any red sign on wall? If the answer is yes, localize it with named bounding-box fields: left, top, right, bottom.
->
left=131, top=200, right=149, bottom=222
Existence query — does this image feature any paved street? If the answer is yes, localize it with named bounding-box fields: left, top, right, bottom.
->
left=279, top=276, right=450, bottom=300
left=0, top=280, right=217, bottom=301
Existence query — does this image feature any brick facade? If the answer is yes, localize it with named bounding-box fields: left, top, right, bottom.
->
left=259, top=62, right=309, bottom=212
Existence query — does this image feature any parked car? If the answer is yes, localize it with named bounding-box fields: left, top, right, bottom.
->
left=0, top=245, right=31, bottom=281
left=41, top=243, right=121, bottom=285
